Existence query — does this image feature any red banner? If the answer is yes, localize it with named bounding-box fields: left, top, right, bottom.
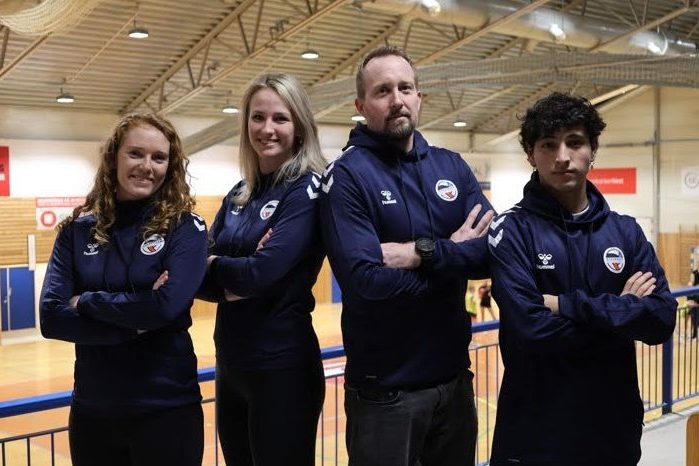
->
left=587, top=168, right=636, bottom=194
left=0, top=146, right=8, bottom=196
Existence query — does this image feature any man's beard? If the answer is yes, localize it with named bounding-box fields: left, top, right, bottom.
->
left=382, top=117, right=415, bottom=140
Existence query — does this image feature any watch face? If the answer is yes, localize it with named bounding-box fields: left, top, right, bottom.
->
left=416, top=238, right=435, bottom=254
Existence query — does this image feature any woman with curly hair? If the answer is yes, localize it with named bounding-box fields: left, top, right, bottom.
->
left=200, top=73, right=326, bottom=465
left=40, top=113, right=208, bottom=466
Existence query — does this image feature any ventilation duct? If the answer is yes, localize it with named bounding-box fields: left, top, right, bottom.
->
left=361, top=0, right=696, bottom=56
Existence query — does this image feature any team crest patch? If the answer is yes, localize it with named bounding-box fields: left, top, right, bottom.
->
left=260, top=200, right=279, bottom=220
left=603, top=247, right=625, bottom=273
left=435, top=179, right=458, bottom=201
left=140, top=234, right=165, bottom=256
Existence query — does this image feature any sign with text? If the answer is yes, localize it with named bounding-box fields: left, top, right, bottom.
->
left=0, top=146, right=9, bottom=196
left=587, top=168, right=636, bottom=194
left=36, top=197, right=85, bottom=230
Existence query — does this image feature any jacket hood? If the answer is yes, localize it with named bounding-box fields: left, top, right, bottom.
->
left=520, top=171, right=609, bottom=227
left=343, top=123, right=429, bottom=163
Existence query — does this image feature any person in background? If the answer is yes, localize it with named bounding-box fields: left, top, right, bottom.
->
left=200, top=73, right=327, bottom=466
left=41, top=113, right=208, bottom=466
left=466, top=285, right=478, bottom=322
left=478, top=281, right=496, bottom=321
left=488, top=92, right=676, bottom=466
left=320, top=45, right=494, bottom=466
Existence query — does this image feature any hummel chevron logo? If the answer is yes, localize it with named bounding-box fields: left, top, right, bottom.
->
left=192, top=213, right=205, bottom=232
left=490, top=215, right=506, bottom=231
left=307, top=175, right=321, bottom=199
left=322, top=174, right=334, bottom=193
left=488, top=230, right=503, bottom=248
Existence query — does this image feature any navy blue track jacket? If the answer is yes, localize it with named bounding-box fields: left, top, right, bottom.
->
left=488, top=173, right=676, bottom=466
left=202, top=172, right=324, bottom=370
left=319, top=124, right=492, bottom=390
left=40, top=199, right=208, bottom=417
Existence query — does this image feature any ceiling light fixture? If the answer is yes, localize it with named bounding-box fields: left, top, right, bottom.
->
left=351, top=114, right=365, bottom=122
left=453, top=119, right=467, bottom=128
left=420, top=0, right=441, bottom=16
left=549, top=23, right=566, bottom=41
left=301, top=29, right=319, bottom=60
left=646, top=29, right=668, bottom=55
left=222, top=104, right=239, bottom=114
left=128, top=19, right=149, bottom=39
left=222, top=92, right=239, bottom=114
left=128, top=2, right=149, bottom=39
left=301, top=48, right=319, bottom=60
left=56, top=87, right=75, bottom=104
left=646, top=40, right=663, bottom=55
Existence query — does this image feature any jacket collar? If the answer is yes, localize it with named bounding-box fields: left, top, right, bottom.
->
left=519, top=171, right=609, bottom=227
left=343, top=123, right=429, bottom=163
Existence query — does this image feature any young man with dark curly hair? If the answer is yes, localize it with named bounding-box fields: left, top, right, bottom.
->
left=487, top=92, right=677, bottom=466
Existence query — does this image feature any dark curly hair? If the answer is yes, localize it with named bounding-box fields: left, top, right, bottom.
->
left=519, top=92, right=607, bottom=155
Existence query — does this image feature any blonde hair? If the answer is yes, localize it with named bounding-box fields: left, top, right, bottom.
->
left=235, top=73, right=326, bottom=205
left=60, top=113, right=194, bottom=245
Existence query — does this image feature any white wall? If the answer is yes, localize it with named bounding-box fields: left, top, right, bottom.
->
left=1, top=138, right=101, bottom=197
left=0, top=110, right=243, bottom=198
left=657, top=88, right=699, bottom=233
left=187, top=144, right=241, bottom=196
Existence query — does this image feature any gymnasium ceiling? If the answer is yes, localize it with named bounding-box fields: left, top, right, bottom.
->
left=1, top=0, right=698, bottom=153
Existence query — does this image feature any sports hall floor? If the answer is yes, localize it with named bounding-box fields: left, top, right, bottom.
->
left=3, top=301, right=698, bottom=465
left=0, top=302, right=500, bottom=465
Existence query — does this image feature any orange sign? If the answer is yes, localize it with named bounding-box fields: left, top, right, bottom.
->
left=587, top=168, right=636, bottom=194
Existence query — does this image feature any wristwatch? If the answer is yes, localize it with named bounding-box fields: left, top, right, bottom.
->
left=414, top=238, right=435, bottom=270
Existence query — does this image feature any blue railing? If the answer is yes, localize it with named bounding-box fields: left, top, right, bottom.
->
left=2, top=287, right=698, bottom=465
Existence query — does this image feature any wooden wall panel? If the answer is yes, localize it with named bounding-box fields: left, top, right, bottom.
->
left=658, top=233, right=681, bottom=288
left=657, top=228, right=699, bottom=289
left=0, top=198, right=58, bottom=265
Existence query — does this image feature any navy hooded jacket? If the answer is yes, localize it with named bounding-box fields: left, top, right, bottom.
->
left=40, top=200, right=208, bottom=417
left=488, top=173, right=676, bottom=466
left=202, top=172, right=324, bottom=370
left=319, top=124, right=492, bottom=390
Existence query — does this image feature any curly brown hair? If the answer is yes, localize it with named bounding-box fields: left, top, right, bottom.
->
left=60, top=113, right=195, bottom=245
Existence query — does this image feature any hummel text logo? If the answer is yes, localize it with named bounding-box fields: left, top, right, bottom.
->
left=536, top=253, right=555, bottom=270
left=381, top=190, right=397, bottom=205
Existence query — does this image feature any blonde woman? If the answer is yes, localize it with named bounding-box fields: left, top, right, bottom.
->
left=201, top=73, right=326, bottom=465
left=41, top=114, right=207, bottom=466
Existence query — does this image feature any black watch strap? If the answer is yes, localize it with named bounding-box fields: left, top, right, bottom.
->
left=415, top=238, right=435, bottom=270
